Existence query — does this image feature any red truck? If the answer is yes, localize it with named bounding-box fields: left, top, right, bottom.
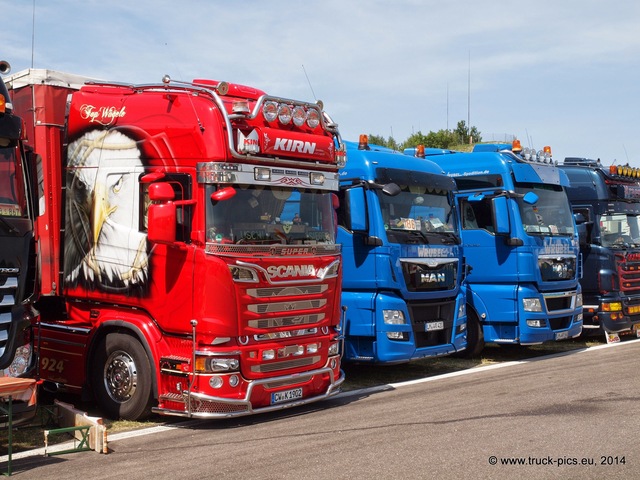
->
left=7, top=69, right=345, bottom=420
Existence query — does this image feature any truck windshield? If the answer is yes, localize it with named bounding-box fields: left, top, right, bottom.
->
left=516, top=185, right=574, bottom=236
left=0, top=145, right=25, bottom=217
left=378, top=186, right=458, bottom=245
left=205, top=185, right=336, bottom=245
left=600, top=213, right=640, bottom=247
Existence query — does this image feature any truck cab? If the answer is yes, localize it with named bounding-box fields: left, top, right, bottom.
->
left=559, top=158, right=640, bottom=339
left=337, top=136, right=467, bottom=363
left=0, top=61, right=38, bottom=426
left=406, top=142, right=583, bottom=355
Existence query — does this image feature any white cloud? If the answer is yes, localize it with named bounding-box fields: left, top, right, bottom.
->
left=2, top=0, right=640, bottom=164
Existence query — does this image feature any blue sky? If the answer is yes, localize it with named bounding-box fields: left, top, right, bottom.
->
left=3, top=0, right=640, bottom=166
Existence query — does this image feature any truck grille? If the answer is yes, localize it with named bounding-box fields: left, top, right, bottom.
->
left=538, top=256, right=577, bottom=282
left=401, top=259, right=458, bottom=292
left=407, top=300, right=455, bottom=348
left=0, top=276, right=18, bottom=358
left=618, top=253, right=640, bottom=293
left=548, top=316, right=572, bottom=330
left=250, top=356, right=320, bottom=373
left=543, top=291, right=576, bottom=313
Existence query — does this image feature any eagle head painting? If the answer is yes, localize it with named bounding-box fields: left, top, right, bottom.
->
left=64, top=129, right=149, bottom=295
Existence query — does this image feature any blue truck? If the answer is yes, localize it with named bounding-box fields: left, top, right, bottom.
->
left=559, top=158, right=640, bottom=340
left=337, top=136, right=467, bottom=363
left=0, top=61, right=38, bottom=426
left=405, top=142, right=583, bottom=355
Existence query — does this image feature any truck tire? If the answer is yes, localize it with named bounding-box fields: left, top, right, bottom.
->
left=458, top=309, right=485, bottom=358
left=91, top=333, right=153, bottom=421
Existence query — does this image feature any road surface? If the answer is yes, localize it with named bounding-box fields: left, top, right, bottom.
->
left=6, top=340, right=640, bottom=479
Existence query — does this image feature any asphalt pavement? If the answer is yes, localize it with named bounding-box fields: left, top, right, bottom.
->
left=4, top=339, right=640, bottom=479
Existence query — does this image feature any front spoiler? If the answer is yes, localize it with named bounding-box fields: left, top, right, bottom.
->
left=152, top=365, right=345, bottom=419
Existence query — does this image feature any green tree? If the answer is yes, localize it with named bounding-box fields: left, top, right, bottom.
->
left=367, top=134, right=399, bottom=150
left=368, top=120, right=482, bottom=151
left=454, top=120, right=482, bottom=144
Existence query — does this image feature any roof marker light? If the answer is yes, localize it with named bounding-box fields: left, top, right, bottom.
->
left=232, top=100, right=250, bottom=114
left=416, top=144, right=425, bottom=158
left=358, top=134, right=369, bottom=150
left=512, top=139, right=522, bottom=152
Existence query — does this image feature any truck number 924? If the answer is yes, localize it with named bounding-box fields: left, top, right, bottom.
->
left=41, top=357, right=65, bottom=373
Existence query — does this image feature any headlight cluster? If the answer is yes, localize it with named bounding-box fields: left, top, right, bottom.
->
left=195, top=356, right=240, bottom=373
left=457, top=302, right=466, bottom=319
left=383, top=310, right=406, bottom=325
left=262, top=100, right=322, bottom=129
left=523, top=298, right=543, bottom=312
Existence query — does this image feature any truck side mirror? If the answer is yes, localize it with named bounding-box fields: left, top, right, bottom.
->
left=147, top=182, right=176, bottom=244
left=211, top=186, right=236, bottom=202
left=573, top=213, right=590, bottom=247
left=492, top=196, right=510, bottom=235
left=345, top=186, right=367, bottom=233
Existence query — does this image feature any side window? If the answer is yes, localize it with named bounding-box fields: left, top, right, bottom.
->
left=572, top=207, right=590, bottom=223
left=461, top=198, right=494, bottom=233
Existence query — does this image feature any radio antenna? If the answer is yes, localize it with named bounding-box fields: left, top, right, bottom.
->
left=301, top=64, right=317, bottom=101
left=31, top=0, right=36, bottom=68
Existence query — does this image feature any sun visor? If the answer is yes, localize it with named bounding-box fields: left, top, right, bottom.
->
left=511, top=162, right=568, bottom=186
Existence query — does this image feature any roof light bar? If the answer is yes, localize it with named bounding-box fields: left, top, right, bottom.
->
left=609, top=164, right=640, bottom=181
left=261, top=100, right=323, bottom=130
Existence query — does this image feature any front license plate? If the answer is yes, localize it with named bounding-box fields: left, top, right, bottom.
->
left=425, top=321, right=444, bottom=332
left=555, top=330, right=569, bottom=340
left=271, top=388, right=303, bottom=405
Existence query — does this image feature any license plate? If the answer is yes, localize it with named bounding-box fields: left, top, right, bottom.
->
left=555, top=330, right=569, bottom=340
left=271, top=388, right=303, bottom=405
left=425, top=321, right=444, bottom=332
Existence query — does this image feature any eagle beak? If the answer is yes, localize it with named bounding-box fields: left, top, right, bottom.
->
left=92, top=183, right=117, bottom=246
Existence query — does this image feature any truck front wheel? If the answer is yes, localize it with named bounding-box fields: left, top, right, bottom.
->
left=459, top=309, right=485, bottom=358
left=91, top=333, right=153, bottom=421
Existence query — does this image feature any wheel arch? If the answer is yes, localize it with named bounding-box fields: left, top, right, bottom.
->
left=86, top=320, right=160, bottom=401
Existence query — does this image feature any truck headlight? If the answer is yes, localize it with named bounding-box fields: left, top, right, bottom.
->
left=196, top=356, right=240, bottom=373
left=383, top=310, right=406, bottom=325
left=602, top=302, right=622, bottom=312
left=576, top=293, right=583, bottom=308
left=523, top=298, right=543, bottom=312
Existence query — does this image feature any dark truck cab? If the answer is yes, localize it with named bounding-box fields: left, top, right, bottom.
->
left=0, top=62, right=38, bottom=427
left=560, top=158, right=640, bottom=338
